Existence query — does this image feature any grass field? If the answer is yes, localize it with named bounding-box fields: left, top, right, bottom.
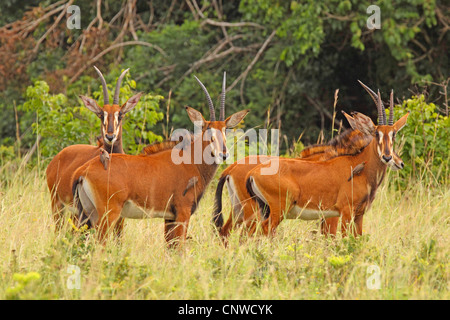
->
left=0, top=162, right=448, bottom=300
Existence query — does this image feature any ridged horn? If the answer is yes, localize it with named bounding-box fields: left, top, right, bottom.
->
left=388, top=89, right=394, bottom=126
left=358, top=80, right=385, bottom=125
left=377, top=89, right=386, bottom=125
left=93, top=66, right=109, bottom=106
left=194, top=75, right=216, bottom=121
left=113, top=68, right=130, bottom=105
left=220, top=72, right=226, bottom=121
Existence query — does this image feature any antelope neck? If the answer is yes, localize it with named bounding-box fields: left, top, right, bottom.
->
left=355, top=137, right=387, bottom=186
left=186, top=134, right=220, bottom=186
left=102, top=136, right=124, bottom=154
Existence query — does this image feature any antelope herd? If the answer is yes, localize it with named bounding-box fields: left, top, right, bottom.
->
left=45, top=67, right=409, bottom=247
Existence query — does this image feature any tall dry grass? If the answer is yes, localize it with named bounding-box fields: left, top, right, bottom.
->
left=0, top=162, right=448, bottom=299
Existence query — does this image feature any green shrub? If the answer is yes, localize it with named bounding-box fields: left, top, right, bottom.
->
left=19, top=73, right=164, bottom=160
left=389, top=95, right=449, bottom=185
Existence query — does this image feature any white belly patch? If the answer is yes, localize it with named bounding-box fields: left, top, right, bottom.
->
left=120, top=200, right=175, bottom=220
left=286, top=205, right=339, bottom=220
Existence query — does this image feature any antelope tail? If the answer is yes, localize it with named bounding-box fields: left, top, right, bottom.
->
left=72, top=177, right=91, bottom=228
left=72, top=176, right=98, bottom=228
left=212, top=175, right=227, bottom=230
left=245, top=176, right=270, bottom=220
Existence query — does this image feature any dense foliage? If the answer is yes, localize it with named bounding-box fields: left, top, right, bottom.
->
left=20, top=76, right=164, bottom=158
left=391, top=95, right=449, bottom=184
left=0, top=1, right=448, bottom=302
left=0, top=0, right=448, bottom=180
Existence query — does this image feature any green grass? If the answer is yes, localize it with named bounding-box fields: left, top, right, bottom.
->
left=0, top=163, right=448, bottom=300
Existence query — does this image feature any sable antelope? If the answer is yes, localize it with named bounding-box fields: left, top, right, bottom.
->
left=72, top=73, right=249, bottom=246
left=212, top=108, right=403, bottom=240
left=245, top=85, right=409, bottom=237
left=46, top=67, right=142, bottom=228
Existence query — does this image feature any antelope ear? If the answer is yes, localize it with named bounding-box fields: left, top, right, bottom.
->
left=393, top=112, right=409, bottom=132
left=342, top=111, right=357, bottom=130
left=185, top=106, right=206, bottom=127
left=350, top=111, right=376, bottom=135
left=80, top=95, right=102, bottom=116
left=225, top=109, right=250, bottom=128
left=120, top=92, right=143, bottom=115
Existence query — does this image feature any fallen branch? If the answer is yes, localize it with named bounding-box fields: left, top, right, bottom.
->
left=69, top=40, right=167, bottom=84
left=201, top=18, right=265, bottom=30
left=227, top=29, right=277, bottom=92
left=176, top=43, right=260, bottom=87
left=20, top=3, right=68, bottom=38
left=21, top=135, right=42, bottom=166
left=305, top=94, right=334, bottom=123
left=33, top=0, right=74, bottom=54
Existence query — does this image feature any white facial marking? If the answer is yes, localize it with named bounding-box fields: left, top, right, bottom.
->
left=209, top=128, right=227, bottom=163
left=376, top=131, right=383, bottom=157
left=114, top=112, right=119, bottom=127
left=113, top=111, right=120, bottom=140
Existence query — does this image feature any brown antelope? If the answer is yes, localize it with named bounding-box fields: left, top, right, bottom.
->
left=72, top=73, right=249, bottom=246
left=244, top=85, right=409, bottom=237
left=46, top=66, right=142, bottom=228
left=212, top=129, right=367, bottom=240
left=213, top=84, right=406, bottom=240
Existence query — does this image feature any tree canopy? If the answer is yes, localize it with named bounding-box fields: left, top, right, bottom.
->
left=0, top=0, right=448, bottom=154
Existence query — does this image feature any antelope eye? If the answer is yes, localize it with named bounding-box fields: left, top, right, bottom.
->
left=211, top=136, right=216, bottom=142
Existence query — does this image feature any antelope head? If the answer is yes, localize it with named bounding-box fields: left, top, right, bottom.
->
left=353, top=81, right=409, bottom=169
left=186, top=72, right=249, bottom=164
left=79, top=67, right=143, bottom=149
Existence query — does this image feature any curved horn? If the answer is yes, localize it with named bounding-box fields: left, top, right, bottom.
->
left=377, top=89, right=386, bottom=125
left=220, top=72, right=226, bottom=121
left=93, top=66, right=109, bottom=106
left=113, top=68, right=130, bottom=105
left=358, top=80, right=379, bottom=108
left=358, top=80, right=385, bottom=125
left=194, top=75, right=216, bottom=121
left=388, top=89, right=394, bottom=125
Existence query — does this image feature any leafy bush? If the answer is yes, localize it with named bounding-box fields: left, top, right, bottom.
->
left=390, top=95, right=449, bottom=185
left=19, top=73, right=164, bottom=160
